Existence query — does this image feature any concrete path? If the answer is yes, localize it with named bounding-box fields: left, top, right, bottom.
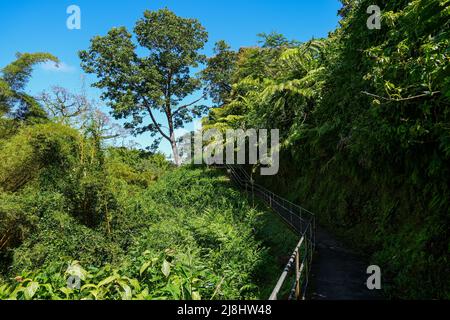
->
left=223, top=166, right=383, bottom=300
left=309, top=227, right=383, bottom=300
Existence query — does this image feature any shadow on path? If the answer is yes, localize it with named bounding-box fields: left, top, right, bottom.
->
left=309, top=227, right=383, bottom=300
left=221, top=165, right=383, bottom=300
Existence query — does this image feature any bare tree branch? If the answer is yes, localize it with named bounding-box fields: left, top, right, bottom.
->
left=361, top=90, right=441, bottom=102
left=173, top=93, right=207, bottom=117
left=141, top=96, right=172, bottom=142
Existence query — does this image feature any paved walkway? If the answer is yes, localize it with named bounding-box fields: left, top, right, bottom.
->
left=309, top=227, right=382, bottom=300
left=223, top=165, right=383, bottom=300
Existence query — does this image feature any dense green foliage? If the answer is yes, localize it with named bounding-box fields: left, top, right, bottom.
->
left=202, top=0, right=450, bottom=298
left=1, top=2, right=449, bottom=300
left=0, top=8, right=302, bottom=301
left=0, top=154, right=297, bottom=299
left=0, top=113, right=296, bottom=300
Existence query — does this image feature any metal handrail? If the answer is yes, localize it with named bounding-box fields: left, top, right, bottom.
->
left=234, top=166, right=315, bottom=217
left=224, top=165, right=315, bottom=300
left=269, top=236, right=304, bottom=300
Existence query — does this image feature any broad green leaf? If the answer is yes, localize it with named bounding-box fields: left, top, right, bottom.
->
left=118, top=281, right=132, bottom=300
left=81, top=284, right=98, bottom=291
left=124, top=277, right=141, bottom=291
left=59, top=287, right=73, bottom=297
left=97, top=275, right=118, bottom=287
left=139, top=261, right=152, bottom=277
left=192, top=291, right=201, bottom=300
left=162, top=260, right=171, bottom=278
left=24, top=281, right=39, bottom=300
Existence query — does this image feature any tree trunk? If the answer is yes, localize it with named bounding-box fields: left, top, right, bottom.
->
left=165, top=73, right=180, bottom=166
left=171, top=136, right=181, bottom=166
left=169, top=122, right=181, bottom=166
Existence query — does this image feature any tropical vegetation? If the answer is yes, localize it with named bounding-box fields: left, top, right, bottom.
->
left=1, top=0, right=449, bottom=299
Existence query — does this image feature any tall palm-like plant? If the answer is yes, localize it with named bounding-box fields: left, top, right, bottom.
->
left=0, top=53, right=58, bottom=120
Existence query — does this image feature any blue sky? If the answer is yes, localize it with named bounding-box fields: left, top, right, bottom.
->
left=0, top=0, right=341, bottom=156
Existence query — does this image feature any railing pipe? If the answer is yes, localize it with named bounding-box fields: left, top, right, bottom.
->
left=225, top=165, right=315, bottom=301
left=269, top=237, right=304, bottom=300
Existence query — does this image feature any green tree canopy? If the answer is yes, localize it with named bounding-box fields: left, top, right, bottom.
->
left=257, top=32, right=300, bottom=49
left=79, top=9, right=209, bottom=165
left=201, top=40, right=238, bottom=107
left=0, top=52, right=58, bottom=120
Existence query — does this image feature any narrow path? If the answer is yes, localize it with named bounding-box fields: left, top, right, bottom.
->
left=223, top=165, right=383, bottom=300
left=309, top=227, right=382, bottom=300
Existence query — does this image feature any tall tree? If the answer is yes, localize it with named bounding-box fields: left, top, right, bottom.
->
left=257, top=32, right=300, bottom=49
left=79, top=9, right=209, bottom=165
left=201, top=40, right=238, bottom=107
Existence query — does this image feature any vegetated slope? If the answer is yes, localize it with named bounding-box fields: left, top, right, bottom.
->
left=0, top=123, right=297, bottom=299
left=202, top=0, right=450, bottom=298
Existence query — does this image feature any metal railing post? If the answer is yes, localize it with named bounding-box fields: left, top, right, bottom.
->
left=251, top=179, right=254, bottom=207
left=295, top=248, right=301, bottom=300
